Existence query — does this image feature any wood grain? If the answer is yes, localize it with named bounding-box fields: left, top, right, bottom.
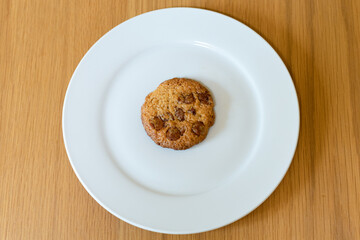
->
left=1, top=0, right=359, bottom=239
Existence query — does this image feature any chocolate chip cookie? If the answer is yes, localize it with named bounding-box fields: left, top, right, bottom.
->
left=141, top=78, right=215, bottom=150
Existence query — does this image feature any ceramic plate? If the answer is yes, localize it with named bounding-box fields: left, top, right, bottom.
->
left=63, top=8, right=299, bottom=234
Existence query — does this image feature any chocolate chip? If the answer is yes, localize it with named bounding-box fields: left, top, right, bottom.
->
left=198, top=92, right=211, bottom=104
left=188, top=108, right=196, bottom=115
left=166, top=127, right=181, bottom=141
left=175, top=108, right=185, bottom=121
left=149, top=117, right=164, bottom=131
left=191, top=121, right=205, bottom=136
left=178, top=93, right=195, bottom=104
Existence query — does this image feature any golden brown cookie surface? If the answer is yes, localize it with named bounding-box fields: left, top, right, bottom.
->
left=141, top=78, right=215, bottom=150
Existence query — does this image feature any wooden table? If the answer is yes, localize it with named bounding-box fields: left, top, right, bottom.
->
left=1, top=0, right=359, bottom=239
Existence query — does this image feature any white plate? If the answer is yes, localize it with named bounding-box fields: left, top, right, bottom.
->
left=63, top=8, right=299, bottom=234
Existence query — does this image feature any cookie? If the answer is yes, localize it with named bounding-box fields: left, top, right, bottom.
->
left=141, top=78, right=215, bottom=150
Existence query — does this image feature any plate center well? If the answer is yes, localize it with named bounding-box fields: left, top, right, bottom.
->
left=102, top=43, right=262, bottom=195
